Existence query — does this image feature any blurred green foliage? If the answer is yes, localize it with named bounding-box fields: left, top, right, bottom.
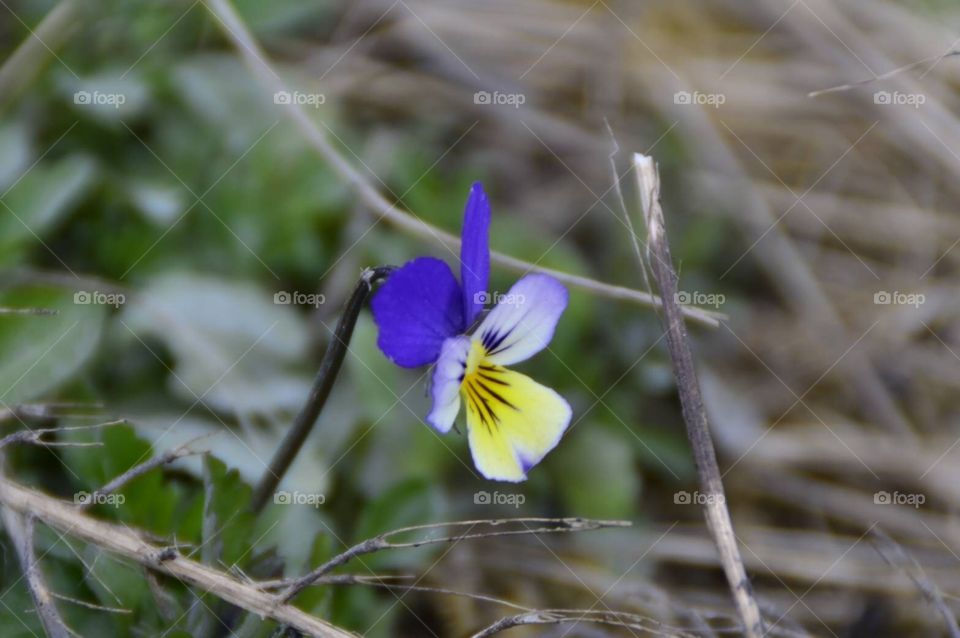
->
left=0, top=0, right=700, bottom=634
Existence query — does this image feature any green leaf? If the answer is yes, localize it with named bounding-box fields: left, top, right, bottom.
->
left=0, top=285, right=106, bottom=405
left=554, top=424, right=641, bottom=519
left=61, top=423, right=179, bottom=534
left=121, top=272, right=312, bottom=414
left=0, top=154, right=97, bottom=265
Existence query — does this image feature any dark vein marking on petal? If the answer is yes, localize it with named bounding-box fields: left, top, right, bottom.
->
left=477, top=372, right=508, bottom=386
left=473, top=379, right=519, bottom=412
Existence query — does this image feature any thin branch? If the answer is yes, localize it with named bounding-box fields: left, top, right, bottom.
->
left=280, top=517, right=629, bottom=602
left=202, top=0, right=721, bottom=328
left=470, top=609, right=718, bottom=638
left=0, top=475, right=356, bottom=638
left=0, top=307, right=58, bottom=315
left=0, top=419, right=127, bottom=449
left=250, top=266, right=394, bottom=513
left=0, top=402, right=105, bottom=423
left=809, top=50, right=960, bottom=97
left=631, top=152, right=765, bottom=638
left=872, top=529, right=960, bottom=638
left=49, top=592, right=131, bottom=614
left=79, top=433, right=212, bottom=510
left=0, top=511, right=72, bottom=638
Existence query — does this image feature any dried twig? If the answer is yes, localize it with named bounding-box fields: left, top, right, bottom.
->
left=0, top=402, right=104, bottom=423
left=78, top=433, right=212, bottom=510
left=0, top=510, right=72, bottom=638
left=872, top=529, right=960, bottom=638
left=202, top=0, right=721, bottom=328
left=280, top=517, right=630, bottom=602
left=0, top=475, right=356, bottom=638
left=809, top=50, right=960, bottom=97
left=631, top=152, right=765, bottom=638
left=250, top=266, right=394, bottom=513
left=0, top=420, right=126, bottom=449
left=470, top=608, right=720, bottom=638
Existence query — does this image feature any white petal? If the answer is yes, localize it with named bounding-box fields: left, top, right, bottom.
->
left=425, top=336, right=471, bottom=433
left=473, top=274, right=568, bottom=366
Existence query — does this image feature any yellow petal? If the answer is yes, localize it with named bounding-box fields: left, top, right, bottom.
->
left=462, top=365, right=571, bottom=482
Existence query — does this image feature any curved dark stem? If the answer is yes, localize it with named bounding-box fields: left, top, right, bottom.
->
left=249, top=265, right=394, bottom=513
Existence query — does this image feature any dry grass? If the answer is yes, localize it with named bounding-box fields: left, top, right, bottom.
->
left=287, top=0, right=960, bottom=635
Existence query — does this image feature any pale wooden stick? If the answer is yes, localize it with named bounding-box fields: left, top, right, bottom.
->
left=0, top=476, right=356, bottom=638
left=0, top=511, right=72, bottom=638
left=631, top=152, right=765, bottom=638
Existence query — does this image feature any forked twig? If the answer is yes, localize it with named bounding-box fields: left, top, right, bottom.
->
left=0, top=476, right=356, bottom=638
left=630, top=152, right=765, bottom=638
left=470, top=609, right=718, bottom=638
left=79, top=433, right=212, bottom=510
left=809, top=50, right=960, bottom=97
left=279, top=517, right=630, bottom=602
left=0, top=419, right=127, bottom=449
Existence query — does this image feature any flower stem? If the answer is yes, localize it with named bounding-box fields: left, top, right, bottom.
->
left=250, top=266, right=394, bottom=513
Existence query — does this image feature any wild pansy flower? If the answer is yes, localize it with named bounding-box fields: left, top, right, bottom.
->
left=371, top=183, right=571, bottom=482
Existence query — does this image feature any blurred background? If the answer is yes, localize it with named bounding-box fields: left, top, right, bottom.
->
left=1, top=0, right=959, bottom=636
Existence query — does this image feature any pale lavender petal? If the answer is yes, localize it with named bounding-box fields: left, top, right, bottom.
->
left=426, top=336, right=471, bottom=433
left=474, top=274, right=567, bottom=366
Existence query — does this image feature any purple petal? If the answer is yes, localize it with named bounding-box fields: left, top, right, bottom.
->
left=460, top=182, right=491, bottom=327
left=371, top=257, right=465, bottom=367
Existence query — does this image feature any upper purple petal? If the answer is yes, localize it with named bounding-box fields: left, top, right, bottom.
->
left=371, top=257, right=465, bottom=367
left=460, top=182, right=491, bottom=327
